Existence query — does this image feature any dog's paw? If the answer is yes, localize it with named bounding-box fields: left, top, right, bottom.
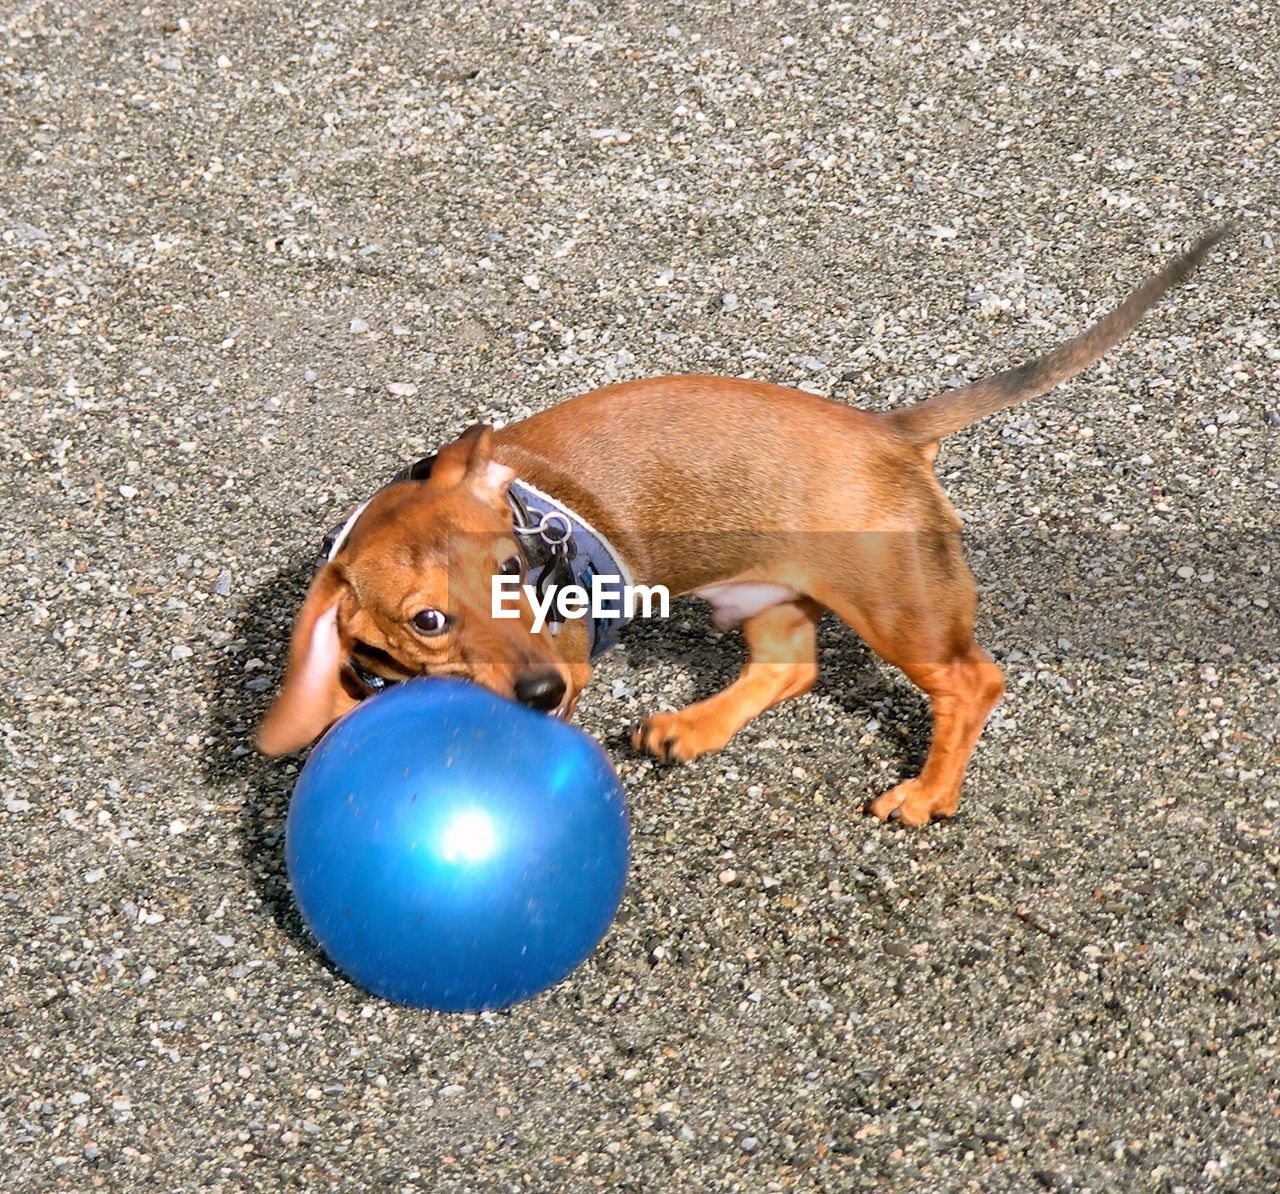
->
left=629, top=711, right=728, bottom=764
left=867, top=778, right=959, bottom=827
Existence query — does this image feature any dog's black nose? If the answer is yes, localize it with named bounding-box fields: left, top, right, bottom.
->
left=514, top=669, right=566, bottom=712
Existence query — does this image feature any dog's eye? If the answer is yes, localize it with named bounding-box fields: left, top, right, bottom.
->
left=498, top=554, right=523, bottom=577
left=410, top=608, right=450, bottom=636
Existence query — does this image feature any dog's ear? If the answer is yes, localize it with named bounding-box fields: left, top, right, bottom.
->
left=256, top=564, right=355, bottom=756
left=431, top=423, right=515, bottom=506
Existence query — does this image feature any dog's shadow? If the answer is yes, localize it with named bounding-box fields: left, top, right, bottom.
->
left=815, top=615, right=931, bottom=778
left=202, top=558, right=338, bottom=966
left=204, top=570, right=932, bottom=954
left=607, top=600, right=930, bottom=781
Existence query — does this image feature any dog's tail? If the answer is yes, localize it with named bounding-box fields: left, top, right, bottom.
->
left=883, top=225, right=1233, bottom=445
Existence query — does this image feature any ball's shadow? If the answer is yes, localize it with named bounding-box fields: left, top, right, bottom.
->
left=202, top=557, right=340, bottom=971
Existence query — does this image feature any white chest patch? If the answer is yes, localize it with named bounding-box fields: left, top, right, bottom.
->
left=692, top=582, right=800, bottom=630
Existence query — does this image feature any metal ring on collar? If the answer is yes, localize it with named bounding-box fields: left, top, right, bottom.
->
left=515, top=510, right=573, bottom=546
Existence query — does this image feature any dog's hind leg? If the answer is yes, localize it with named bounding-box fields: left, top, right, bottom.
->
left=860, top=640, right=1004, bottom=826
left=631, top=598, right=823, bottom=763
left=817, top=532, right=1005, bottom=826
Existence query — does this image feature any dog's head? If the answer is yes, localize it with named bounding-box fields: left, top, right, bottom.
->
left=256, top=425, right=576, bottom=755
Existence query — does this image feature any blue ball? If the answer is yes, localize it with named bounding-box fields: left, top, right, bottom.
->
left=285, top=679, right=630, bottom=1011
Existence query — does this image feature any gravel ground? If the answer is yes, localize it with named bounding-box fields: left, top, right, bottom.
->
left=2, top=1, right=1278, bottom=1190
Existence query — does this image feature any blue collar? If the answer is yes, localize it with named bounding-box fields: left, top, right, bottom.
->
left=320, top=455, right=632, bottom=662
left=506, top=475, right=633, bottom=659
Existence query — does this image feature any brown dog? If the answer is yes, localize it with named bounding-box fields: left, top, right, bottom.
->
left=259, top=229, right=1228, bottom=825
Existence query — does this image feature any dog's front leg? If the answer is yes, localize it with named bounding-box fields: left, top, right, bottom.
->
left=631, top=599, right=822, bottom=762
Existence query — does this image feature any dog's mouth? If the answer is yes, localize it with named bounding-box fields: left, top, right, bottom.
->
left=347, top=646, right=414, bottom=695
left=348, top=652, right=573, bottom=721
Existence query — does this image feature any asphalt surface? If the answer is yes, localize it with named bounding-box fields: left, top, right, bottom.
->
left=2, top=1, right=1278, bottom=1190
